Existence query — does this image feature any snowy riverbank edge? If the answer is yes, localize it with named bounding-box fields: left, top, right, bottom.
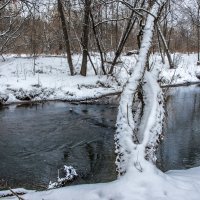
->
left=1, top=166, right=200, bottom=200
left=0, top=53, right=200, bottom=105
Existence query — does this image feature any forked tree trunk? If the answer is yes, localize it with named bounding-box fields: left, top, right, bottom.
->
left=115, top=0, right=167, bottom=175
left=108, top=12, right=137, bottom=74
left=108, top=0, right=145, bottom=74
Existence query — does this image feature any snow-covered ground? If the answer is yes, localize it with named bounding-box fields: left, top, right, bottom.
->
left=0, top=54, right=123, bottom=104
left=1, top=162, right=200, bottom=200
left=158, top=53, right=200, bottom=85
left=0, top=53, right=200, bottom=105
left=1, top=53, right=200, bottom=199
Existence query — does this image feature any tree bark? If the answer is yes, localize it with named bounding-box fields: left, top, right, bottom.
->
left=197, top=5, right=200, bottom=64
left=108, top=12, right=137, bottom=74
left=157, top=27, right=165, bottom=64
left=108, top=0, right=145, bottom=74
left=80, top=0, right=91, bottom=76
left=157, top=25, right=174, bottom=68
left=57, top=0, right=74, bottom=75
left=90, top=11, right=106, bottom=75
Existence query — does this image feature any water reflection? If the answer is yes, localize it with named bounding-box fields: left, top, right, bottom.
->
left=0, top=102, right=117, bottom=190
left=158, top=85, right=200, bottom=171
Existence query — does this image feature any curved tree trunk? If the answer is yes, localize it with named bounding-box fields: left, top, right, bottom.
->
left=115, top=0, right=166, bottom=175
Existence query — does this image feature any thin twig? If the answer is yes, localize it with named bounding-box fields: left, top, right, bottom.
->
left=9, top=188, right=25, bottom=200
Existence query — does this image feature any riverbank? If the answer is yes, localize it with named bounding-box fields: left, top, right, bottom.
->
left=0, top=55, right=121, bottom=105
left=1, top=165, right=200, bottom=200
left=0, top=53, right=200, bottom=105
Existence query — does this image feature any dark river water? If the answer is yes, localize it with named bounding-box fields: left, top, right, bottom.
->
left=158, top=85, right=200, bottom=171
left=0, top=103, right=118, bottom=190
left=0, top=85, right=200, bottom=190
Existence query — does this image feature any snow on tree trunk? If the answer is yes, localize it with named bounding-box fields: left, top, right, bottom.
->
left=115, top=0, right=166, bottom=175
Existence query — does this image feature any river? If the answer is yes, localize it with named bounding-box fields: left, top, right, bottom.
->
left=0, top=85, right=200, bottom=190
left=158, top=85, right=200, bottom=171
left=0, top=103, right=117, bottom=190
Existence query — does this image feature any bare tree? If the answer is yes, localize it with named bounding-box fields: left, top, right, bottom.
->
left=0, top=0, right=27, bottom=59
left=90, top=4, right=106, bottom=74
left=80, top=0, right=91, bottom=76
left=57, top=0, right=74, bottom=75
left=197, top=1, right=200, bottom=64
left=108, top=0, right=146, bottom=74
left=157, top=24, right=174, bottom=68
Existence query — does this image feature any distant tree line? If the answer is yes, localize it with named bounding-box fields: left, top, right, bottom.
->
left=1, top=0, right=200, bottom=75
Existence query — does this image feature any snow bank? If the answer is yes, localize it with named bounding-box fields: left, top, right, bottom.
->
left=158, top=53, right=200, bottom=85
left=2, top=166, right=200, bottom=200
left=0, top=55, right=121, bottom=104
